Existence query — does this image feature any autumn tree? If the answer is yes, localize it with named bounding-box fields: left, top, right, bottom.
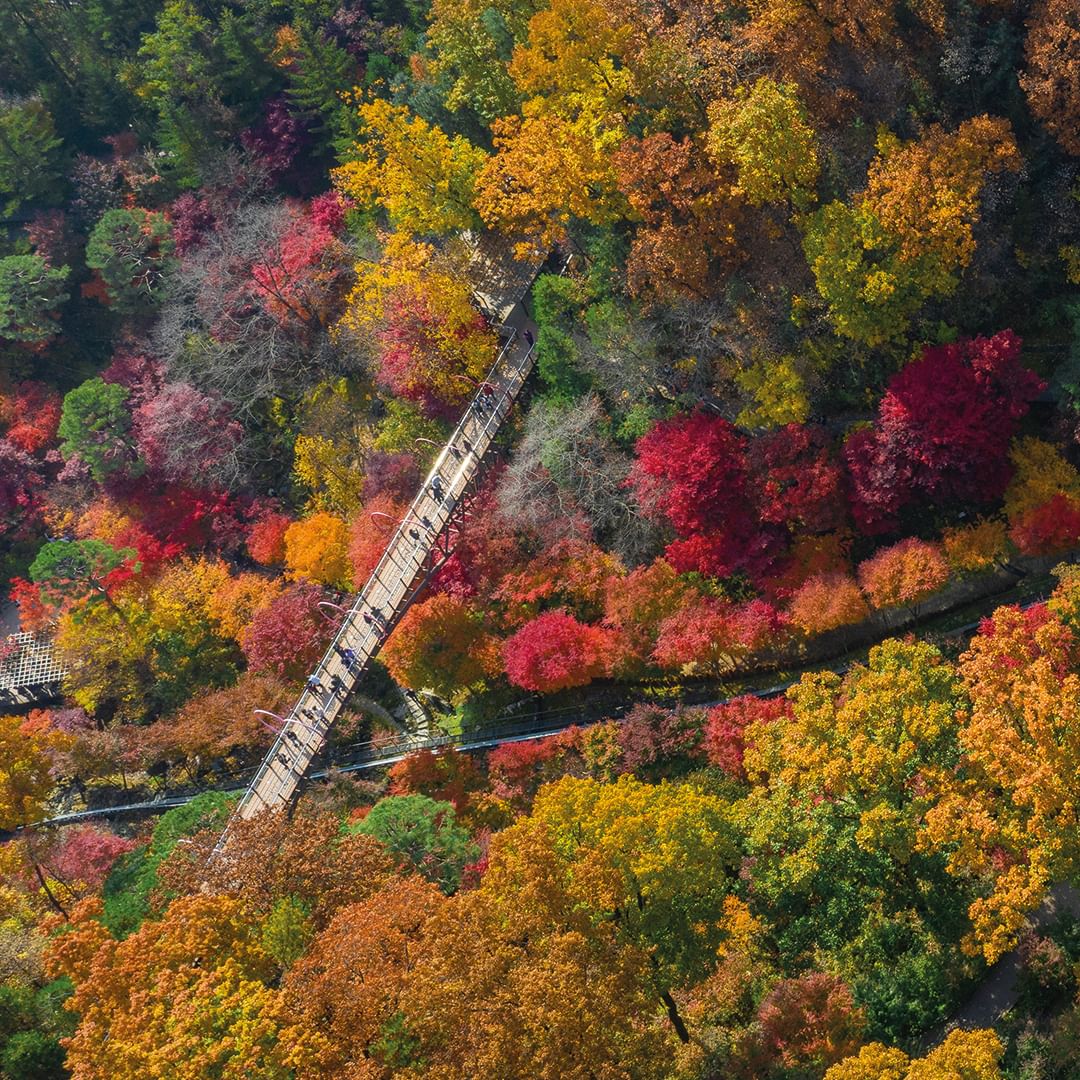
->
left=54, top=559, right=242, bottom=722
left=824, top=1028, right=1004, bottom=1080
left=240, top=582, right=331, bottom=680
left=375, top=281, right=494, bottom=417
left=132, top=381, right=245, bottom=487
left=0, top=716, right=62, bottom=830
left=248, top=199, right=351, bottom=333
left=333, top=100, right=486, bottom=235
left=707, top=78, right=819, bottom=210
left=612, top=133, right=740, bottom=298
left=165, top=809, right=397, bottom=931
left=749, top=424, right=849, bottom=537
left=740, top=638, right=972, bottom=999
left=502, top=610, right=612, bottom=692
left=844, top=331, right=1043, bottom=530
left=704, top=694, right=791, bottom=781
left=789, top=572, right=869, bottom=635
left=41, top=825, right=135, bottom=894
left=47, top=894, right=323, bottom=1080
left=398, top=775, right=740, bottom=1071
left=1020, top=0, right=1080, bottom=157
left=247, top=511, right=291, bottom=566
left=857, top=539, right=950, bottom=610
left=138, top=672, right=294, bottom=767
left=381, top=593, right=501, bottom=701
left=743, top=0, right=900, bottom=91
left=386, top=748, right=483, bottom=816
left=802, top=118, right=1021, bottom=344
left=603, top=558, right=697, bottom=674
left=495, top=538, right=624, bottom=624
left=0, top=255, right=69, bottom=343
left=628, top=411, right=767, bottom=578
left=283, top=512, right=352, bottom=589
left=0, top=441, right=43, bottom=540
left=474, top=113, right=624, bottom=249
left=282, top=876, right=444, bottom=1078
left=1, top=380, right=62, bottom=453
left=654, top=598, right=788, bottom=674
left=733, top=972, right=865, bottom=1078
left=924, top=599, right=1080, bottom=962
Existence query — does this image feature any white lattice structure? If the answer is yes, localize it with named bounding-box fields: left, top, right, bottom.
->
left=0, top=633, right=65, bottom=706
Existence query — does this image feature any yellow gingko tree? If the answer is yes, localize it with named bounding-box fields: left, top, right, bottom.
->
left=472, top=0, right=648, bottom=248
left=707, top=77, right=820, bottom=210
left=283, top=512, right=353, bottom=590
left=745, top=639, right=962, bottom=863
left=289, top=377, right=377, bottom=516
left=339, top=232, right=437, bottom=333
left=333, top=99, right=488, bottom=236
left=508, top=0, right=638, bottom=142
left=735, top=354, right=811, bottom=428
left=1002, top=436, right=1080, bottom=522
left=0, top=715, right=64, bottom=830
left=474, top=113, right=626, bottom=249
left=825, top=1028, right=1004, bottom=1080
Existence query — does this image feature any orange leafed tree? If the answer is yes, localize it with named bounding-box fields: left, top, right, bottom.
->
left=788, top=571, right=869, bottom=635
left=283, top=876, right=445, bottom=1078
left=46, top=895, right=327, bottom=1080
left=857, top=539, right=950, bottom=610
left=284, top=512, right=353, bottom=589
left=1020, top=0, right=1080, bottom=157
left=381, top=593, right=502, bottom=701
left=924, top=601, right=1080, bottom=961
left=612, top=133, right=741, bottom=298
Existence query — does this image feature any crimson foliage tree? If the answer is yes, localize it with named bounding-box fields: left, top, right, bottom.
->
left=240, top=582, right=331, bottom=679
left=627, top=412, right=769, bottom=577
left=502, top=611, right=612, bottom=692
left=845, top=330, right=1043, bottom=532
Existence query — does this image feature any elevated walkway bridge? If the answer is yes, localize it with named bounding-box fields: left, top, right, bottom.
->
left=216, top=317, right=540, bottom=850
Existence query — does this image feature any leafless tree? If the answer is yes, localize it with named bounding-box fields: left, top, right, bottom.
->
left=497, top=394, right=662, bottom=562
left=153, top=199, right=363, bottom=415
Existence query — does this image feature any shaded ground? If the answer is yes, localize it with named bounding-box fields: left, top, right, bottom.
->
left=936, top=884, right=1080, bottom=1041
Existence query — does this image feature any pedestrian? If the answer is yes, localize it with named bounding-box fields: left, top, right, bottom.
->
left=341, top=647, right=357, bottom=666
left=306, top=675, right=325, bottom=694
left=523, top=328, right=534, bottom=347
left=277, top=753, right=290, bottom=767
left=431, top=475, right=444, bottom=501
left=331, top=674, right=346, bottom=696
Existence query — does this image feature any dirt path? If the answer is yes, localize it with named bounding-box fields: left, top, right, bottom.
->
left=934, top=883, right=1080, bottom=1040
